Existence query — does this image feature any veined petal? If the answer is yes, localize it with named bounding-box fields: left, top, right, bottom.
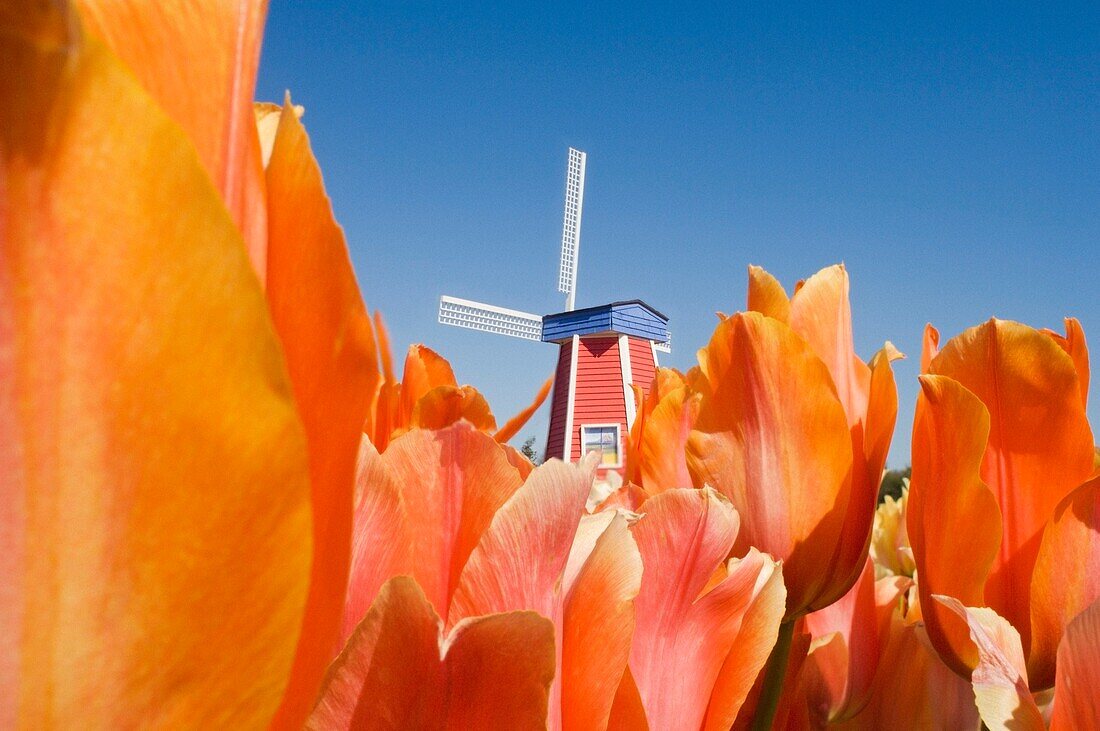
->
left=687, top=312, right=854, bottom=616
left=630, top=488, right=773, bottom=730
left=746, top=264, right=791, bottom=322
left=1, top=5, right=310, bottom=725
left=1042, top=317, right=1089, bottom=409
left=929, top=319, right=1095, bottom=655
left=264, top=93, right=379, bottom=727
left=384, top=424, right=523, bottom=617
left=935, top=597, right=1045, bottom=731
left=562, top=513, right=643, bottom=730
left=1028, top=475, right=1100, bottom=689
left=76, top=0, right=270, bottom=274
left=908, top=375, right=1003, bottom=676
left=1049, top=599, right=1100, bottom=731
left=307, top=577, right=556, bottom=730
left=494, top=375, right=554, bottom=444
left=787, top=264, right=872, bottom=428
left=410, top=385, right=497, bottom=432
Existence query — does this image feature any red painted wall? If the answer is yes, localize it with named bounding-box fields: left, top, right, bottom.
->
left=544, top=342, right=573, bottom=461
left=628, top=337, right=657, bottom=397
left=569, top=337, right=627, bottom=477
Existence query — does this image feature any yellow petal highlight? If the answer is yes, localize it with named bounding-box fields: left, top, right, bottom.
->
left=746, top=264, right=791, bottom=322
left=1, top=5, right=310, bottom=725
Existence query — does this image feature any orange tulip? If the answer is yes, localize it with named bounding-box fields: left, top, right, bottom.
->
left=625, top=368, right=701, bottom=493
left=342, top=423, right=643, bottom=729
left=687, top=265, right=900, bottom=617
left=936, top=595, right=1100, bottom=730
left=908, top=319, right=1095, bottom=688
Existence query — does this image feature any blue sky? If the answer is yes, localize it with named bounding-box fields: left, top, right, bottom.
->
left=258, top=3, right=1099, bottom=465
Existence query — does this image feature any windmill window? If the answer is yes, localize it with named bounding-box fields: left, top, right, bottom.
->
left=580, top=424, right=622, bottom=468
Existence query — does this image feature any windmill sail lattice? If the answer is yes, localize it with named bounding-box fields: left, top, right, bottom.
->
left=557, top=148, right=586, bottom=311
left=438, top=296, right=543, bottom=341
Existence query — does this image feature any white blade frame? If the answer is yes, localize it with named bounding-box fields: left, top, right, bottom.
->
left=558, top=148, right=586, bottom=311
left=438, top=296, right=543, bottom=341
left=654, top=330, right=671, bottom=354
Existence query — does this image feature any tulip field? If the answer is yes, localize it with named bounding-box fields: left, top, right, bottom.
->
left=3, top=2, right=1099, bottom=730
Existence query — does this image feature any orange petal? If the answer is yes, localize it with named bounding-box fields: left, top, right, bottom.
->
left=607, top=666, right=650, bottom=730
left=263, top=93, right=380, bottom=726
left=746, top=264, right=791, bottom=322
left=703, top=557, right=787, bottom=730
left=1049, top=599, right=1100, bottom=731
left=400, top=344, right=458, bottom=422
left=254, top=100, right=303, bottom=168
left=495, top=375, right=554, bottom=444
left=383, top=423, right=523, bottom=616
left=630, top=488, right=777, bottom=730
left=307, top=576, right=556, bottom=729
left=935, top=596, right=1045, bottom=730
left=76, top=0, right=270, bottom=274
left=410, top=384, right=497, bottom=432
left=908, top=375, right=1003, bottom=676
left=920, top=323, right=940, bottom=374
left=687, top=312, right=854, bottom=616
left=929, top=320, right=1095, bottom=656
left=340, top=440, right=410, bottom=648
left=1028, top=475, right=1100, bottom=689
left=1, top=6, right=310, bottom=725
left=562, top=512, right=644, bottom=730
left=787, top=264, right=872, bottom=428
left=635, top=370, right=699, bottom=493
left=500, top=442, right=537, bottom=480
left=374, top=311, right=396, bottom=384
left=1042, top=317, right=1089, bottom=409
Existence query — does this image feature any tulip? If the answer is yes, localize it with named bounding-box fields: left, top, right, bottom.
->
left=624, top=368, right=700, bottom=492
left=908, top=319, right=1095, bottom=688
left=868, top=486, right=915, bottom=579
left=342, top=423, right=642, bottom=729
left=936, top=595, right=1100, bottom=730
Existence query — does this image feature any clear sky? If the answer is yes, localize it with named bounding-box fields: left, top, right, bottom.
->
left=258, top=3, right=1099, bottom=466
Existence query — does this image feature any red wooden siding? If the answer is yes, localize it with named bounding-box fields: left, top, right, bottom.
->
left=544, top=341, right=573, bottom=461
left=570, top=337, right=628, bottom=477
left=628, top=336, right=657, bottom=402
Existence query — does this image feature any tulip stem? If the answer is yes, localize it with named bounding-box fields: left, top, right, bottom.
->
left=750, top=618, right=795, bottom=731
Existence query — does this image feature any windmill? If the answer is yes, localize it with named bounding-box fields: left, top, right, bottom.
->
left=438, top=148, right=671, bottom=478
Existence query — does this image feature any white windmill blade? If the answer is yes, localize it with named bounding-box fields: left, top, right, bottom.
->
left=654, top=330, right=671, bottom=354
left=557, top=147, right=586, bottom=311
left=438, top=296, right=543, bottom=341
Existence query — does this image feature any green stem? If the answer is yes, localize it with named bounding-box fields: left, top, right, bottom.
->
left=750, top=618, right=796, bottom=731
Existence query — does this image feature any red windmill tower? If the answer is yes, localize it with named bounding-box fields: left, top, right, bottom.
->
left=438, top=148, right=671, bottom=483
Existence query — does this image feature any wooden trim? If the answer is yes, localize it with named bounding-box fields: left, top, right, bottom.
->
left=562, top=335, right=580, bottom=461
left=619, top=335, right=637, bottom=429
left=650, top=339, right=660, bottom=369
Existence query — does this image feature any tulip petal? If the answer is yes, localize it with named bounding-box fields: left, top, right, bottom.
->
left=608, top=666, right=650, bottom=730
left=1049, top=599, right=1100, bottom=731
left=75, top=0, right=270, bottom=273
left=787, top=264, right=872, bottom=428
left=264, top=94, right=380, bottom=726
left=495, top=375, right=554, bottom=444
left=634, top=369, right=699, bottom=493
left=704, top=557, right=787, bottom=730
left=384, top=423, right=524, bottom=616
left=908, top=375, right=1003, bottom=676
left=400, top=344, right=458, bottom=422
left=308, top=576, right=556, bottom=730
left=562, top=513, right=644, bottom=730
left=1, top=6, right=310, bottom=725
left=746, top=264, right=791, bottom=322
left=935, top=596, right=1045, bottom=731
left=1028, top=475, right=1100, bottom=689
left=921, top=323, right=940, bottom=374
left=688, top=312, right=854, bottom=616
left=630, top=488, right=775, bottom=730
left=340, top=439, right=410, bottom=648
left=929, top=320, right=1095, bottom=654
left=1042, top=317, right=1089, bottom=409
left=410, top=384, right=497, bottom=432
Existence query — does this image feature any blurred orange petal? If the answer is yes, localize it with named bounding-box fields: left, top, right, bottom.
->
left=1042, top=317, right=1089, bottom=408
left=929, top=319, right=1094, bottom=658
left=307, top=577, right=555, bottom=729
left=76, top=0, right=270, bottom=273
left=1, top=5, right=310, bottom=724
left=263, top=94, right=379, bottom=726
left=688, top=312, right=854, bottom=616
left=384, top=423, right=523, bottom=616
left=562, top=512, right=644, bottom=730
left=935, top=597, right=1045, bottom=730
left=1028, top=475, right=1100, bottom=689
left=630, top=488, right=779, bottom=729
left=494, top=375, right=553, bottom=443
left=254, top=100, right=303, bottom=168
left=920, top=323, right=940, bottom=374
left=411, top=384, right=497, bottom=432
left=1049, top=599, right=1100, bottom=731
left=746, top=264, right=791, bottom=322
left=908, top=375, right=1003, bottom=676
left=400, top=344, right=458, bottom=422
